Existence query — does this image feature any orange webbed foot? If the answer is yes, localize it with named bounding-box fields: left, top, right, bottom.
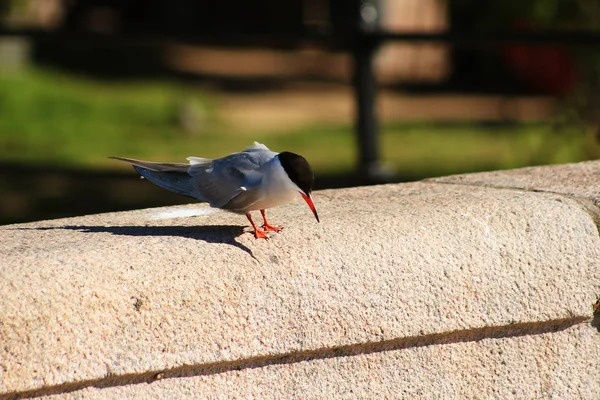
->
left=260, top=210, right=283, bottom=233
left=262, top=223, right=283, bottom=232
left=247, top=213, right=269, bottom=240
left=253, top=228, right=269, bottom=239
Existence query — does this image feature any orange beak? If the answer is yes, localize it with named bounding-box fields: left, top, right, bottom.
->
left=300, top=192, right=320, bottom=223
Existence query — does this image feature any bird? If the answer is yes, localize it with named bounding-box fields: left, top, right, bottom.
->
left=110, top=142, right=319, bottom=239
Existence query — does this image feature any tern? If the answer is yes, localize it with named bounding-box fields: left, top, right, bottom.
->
left=110, top=142, right=319, bottom=239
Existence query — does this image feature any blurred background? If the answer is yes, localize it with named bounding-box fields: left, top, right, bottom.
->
left=1, top=0, right=599, bottom=225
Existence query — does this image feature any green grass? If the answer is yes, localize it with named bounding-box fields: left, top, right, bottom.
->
left=380, top=122, right=591, bottom=178
left=0, top=68, right=597, bottom=179
left=0, top=68, right=224, bottom=165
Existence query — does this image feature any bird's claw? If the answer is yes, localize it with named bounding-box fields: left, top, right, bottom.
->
left=262, top=224, right=283, bottom=232
left=254, top=229, right=269, bottom=239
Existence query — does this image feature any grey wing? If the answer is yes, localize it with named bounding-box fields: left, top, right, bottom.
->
left=109, top=156, right=190, bottom=172
left=188, top=148, right=276, bottom=209
left=221, top=188, right=265, bottom=212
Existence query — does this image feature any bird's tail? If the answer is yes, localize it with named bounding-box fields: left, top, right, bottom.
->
left=110, top=156, right=196, bottom=198
left=133, top=166, right=196, bottom=198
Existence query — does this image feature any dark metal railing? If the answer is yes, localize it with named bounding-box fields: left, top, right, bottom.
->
left=2, top=0, right=600, bottom=182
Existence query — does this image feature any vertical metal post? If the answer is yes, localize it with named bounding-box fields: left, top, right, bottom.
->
left=352, top=0, right=388, bottom=182
left=353, top=36, right=380, bottom=179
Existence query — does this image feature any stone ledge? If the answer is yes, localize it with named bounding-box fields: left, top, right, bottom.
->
left=429, top=160, right=600, bottom=201
left=39, top=323, right=600, bottom=399
left=1, top=162, right=600, bottom=399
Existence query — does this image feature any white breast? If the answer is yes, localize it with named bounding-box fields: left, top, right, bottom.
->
left=251, top=156, right=300, bottom=210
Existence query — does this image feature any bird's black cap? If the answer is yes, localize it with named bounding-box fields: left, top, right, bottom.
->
left=278, top=151, right=314, bottom=195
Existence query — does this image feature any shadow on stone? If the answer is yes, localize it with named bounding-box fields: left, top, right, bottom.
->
left=27, top=224, right=257, bottom=258
left=592, top=298, right=600, bottom=332
left=3, top=316, right=588, bottom=400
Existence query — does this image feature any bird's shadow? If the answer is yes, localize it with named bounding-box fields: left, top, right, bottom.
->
left=23, top=224, right=257, bottom=258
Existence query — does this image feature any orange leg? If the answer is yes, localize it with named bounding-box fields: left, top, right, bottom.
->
left=261, top=209, right=283, bottom=232
left=246, top=213, right=268, bottom=239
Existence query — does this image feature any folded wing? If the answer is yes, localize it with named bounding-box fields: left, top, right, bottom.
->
left=110, top=143, right=277, bottom=210
left=189, top=149, right=274, bottom=208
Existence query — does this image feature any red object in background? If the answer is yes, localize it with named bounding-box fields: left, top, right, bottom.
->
left=502, top=21, right=578, bottom=95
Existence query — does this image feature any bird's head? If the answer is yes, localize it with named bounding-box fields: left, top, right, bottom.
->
left=277, top=151, right=319, bottom=223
